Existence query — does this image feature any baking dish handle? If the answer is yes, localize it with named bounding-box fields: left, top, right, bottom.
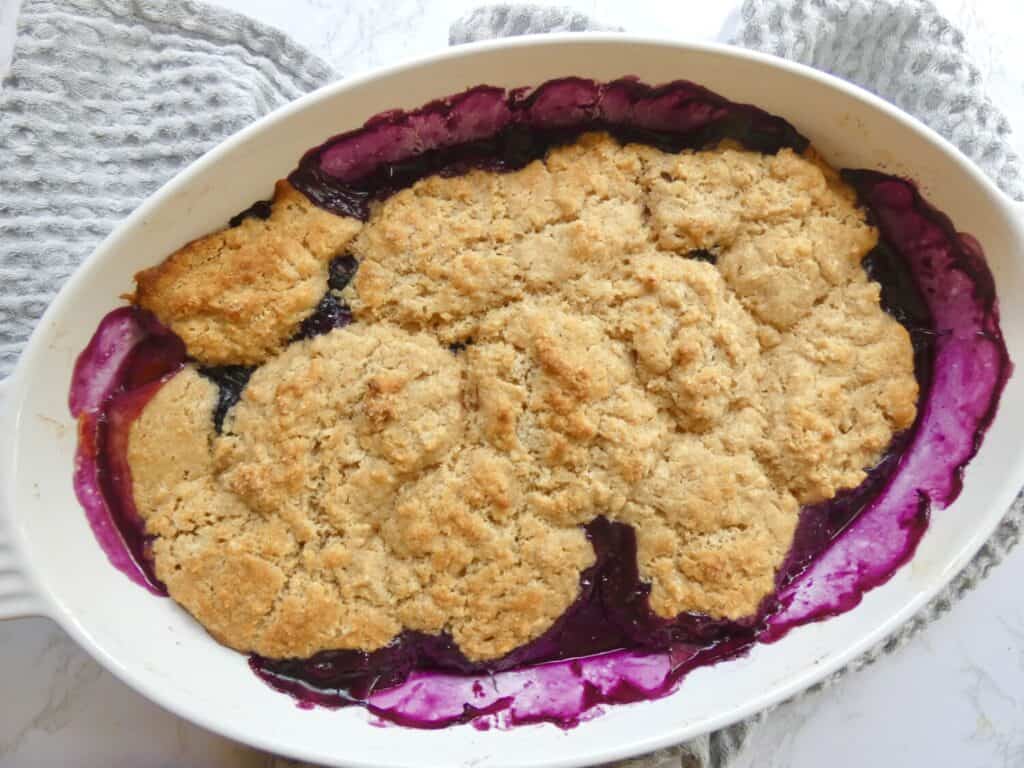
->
left=0, top=376, right=51, bottom=620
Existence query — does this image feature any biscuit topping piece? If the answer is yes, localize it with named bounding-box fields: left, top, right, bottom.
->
left=134, top=181, right=362, bottom=366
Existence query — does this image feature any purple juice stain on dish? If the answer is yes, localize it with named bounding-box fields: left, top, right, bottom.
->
left=260, top=641, right=748, bottom=730
left=70, top=307, right=186, bottom=595
left=70, top=76, right=1011, bottom=730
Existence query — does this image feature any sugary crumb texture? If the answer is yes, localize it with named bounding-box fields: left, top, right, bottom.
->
left=129, top=134, right=918, bottom=661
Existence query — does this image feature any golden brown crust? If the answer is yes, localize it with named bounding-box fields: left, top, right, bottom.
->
left=130, top=331, right=594, bottom=660
left=133, top=181, right=362, bottom=366
left=128, top=133, right=918, bottom=660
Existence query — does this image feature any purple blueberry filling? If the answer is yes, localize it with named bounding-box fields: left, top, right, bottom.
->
left=70, top=308, right=186, bottom=593
left=227, top=198, right=273, bottom=227
left=292, top=254, right=360, bottom=342
left=197, top=364, right=255, bottom=434
left=327, top=254, right=359, bottom=291
left=69, top=77, right=1010, bottom=730
left=292, top=292, right=352, bottom=342
left=685, top=249, right=718, bottom=265
left=289, top=78, right=807, bottom=220
left=250, top=518, right=756, bottom=711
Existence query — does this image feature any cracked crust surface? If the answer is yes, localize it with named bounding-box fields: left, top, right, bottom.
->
left=133, top=180, right=362, bottom=366
left=128, top=133, right=918, bottom=661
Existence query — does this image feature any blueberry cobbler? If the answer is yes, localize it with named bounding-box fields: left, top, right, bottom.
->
left=69, top=78, right=1010, bottom=728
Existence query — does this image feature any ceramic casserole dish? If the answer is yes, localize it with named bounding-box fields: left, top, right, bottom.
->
left=1, top=35, right=1023, bottom=768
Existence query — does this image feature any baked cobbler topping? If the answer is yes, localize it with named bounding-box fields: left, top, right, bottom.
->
left=124, top=134, right=914, bottom=662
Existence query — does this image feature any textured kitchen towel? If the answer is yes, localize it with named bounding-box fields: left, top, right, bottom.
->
left=0, top=0, right=334, bottom=376
left=1, top=2, right=1023, bottom=768
left=452, top=3, right=1024, bottom=768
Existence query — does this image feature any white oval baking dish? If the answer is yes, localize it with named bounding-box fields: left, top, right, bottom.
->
left=1, top=34, right=1023, bottom=768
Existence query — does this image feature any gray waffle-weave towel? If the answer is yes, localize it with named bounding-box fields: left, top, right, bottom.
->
left=0, top=0, right=334, bottom=376
left=2, top=2, right=1023, bottom=768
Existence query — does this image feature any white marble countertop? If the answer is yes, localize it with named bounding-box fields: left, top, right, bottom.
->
left=3, top=1, right=1024, bottom=766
